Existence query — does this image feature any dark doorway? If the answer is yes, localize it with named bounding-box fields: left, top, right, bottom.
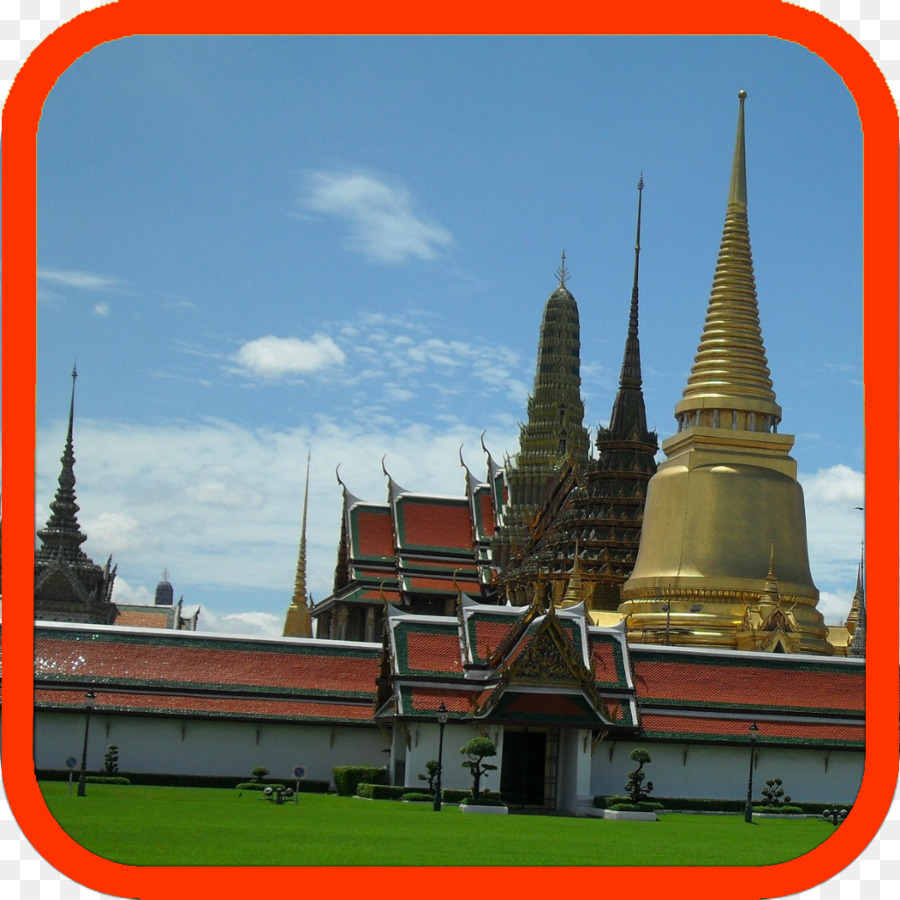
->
left=500, top=730, right=547, bottom=807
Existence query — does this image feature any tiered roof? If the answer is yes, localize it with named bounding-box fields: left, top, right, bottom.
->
left=377, top=596, right=864, bottom=749
left=312, top=455, right=502, bottom=638
left=379, top=597, right=638, bottom=730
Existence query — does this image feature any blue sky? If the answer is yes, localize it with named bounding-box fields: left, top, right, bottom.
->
left=34, top=35, right=865, bottom=635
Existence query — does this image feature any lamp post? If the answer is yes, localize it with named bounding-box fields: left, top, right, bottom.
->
left=433, top=702, right=449, bottom=812
left=76, top=690, right=96, bottom=798
left=743, top=721, right=759, bottom=823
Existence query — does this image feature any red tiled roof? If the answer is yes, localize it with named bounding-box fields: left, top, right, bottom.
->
left=640, top=713, right=865, bottom=746
left=474, top=488, right=496, bottom=539
left=35, top=688, right=374, bottom=723
left=113, top=609, right=173, bottom=629
left=468, top=617, right=520, bottom=662
left=632, top=654, right=864, bottom=715
left=398, top=685, right=486, bottom=717
left=403, top=629, right=462, bottom=674
left=34, top=633, right=379, bottom=697
left=351, top=506, right=395, bottom=560
left=589, top=637, right=628, bottom=686
left=395, top=497, right=474, bottom=552
left=402, top=576, right=476, bottom=594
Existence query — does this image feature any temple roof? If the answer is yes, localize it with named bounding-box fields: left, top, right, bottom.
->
left=35, top=623, right=380, bottom=718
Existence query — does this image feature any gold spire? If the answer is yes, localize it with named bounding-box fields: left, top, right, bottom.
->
left=676, top=90, right=782, bottom=430
left=283, top=452, right=313, bottom=637
left=620, top=92, right=829, bottom=655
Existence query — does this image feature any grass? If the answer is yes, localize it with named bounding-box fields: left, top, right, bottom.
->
left=39, top=782, right=841, bottom=867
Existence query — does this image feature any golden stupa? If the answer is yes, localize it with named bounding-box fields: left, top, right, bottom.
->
left=619, top=91, right=832, bottom=655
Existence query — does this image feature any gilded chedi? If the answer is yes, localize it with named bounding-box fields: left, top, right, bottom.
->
left=620, top=92, right=832, bottom=655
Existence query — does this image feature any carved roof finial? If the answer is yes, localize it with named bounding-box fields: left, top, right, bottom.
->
left=555, top=250, right=569, bottom=288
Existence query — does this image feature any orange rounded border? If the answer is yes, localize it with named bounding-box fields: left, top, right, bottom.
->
left=3, top=2, right=897, bottom=898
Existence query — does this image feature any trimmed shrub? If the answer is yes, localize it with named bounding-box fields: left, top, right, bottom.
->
left=84, top=776, right=130, bottom=785
left=332, top=766, right=387, bottom=797
left=236, top=782, right=286, bottom=792
left=608, top=801, right=661, bottom=812
left=356, top=783, right=406, bottom=800
left=441, top=788, right=472, bottom=803
left=459, top=736, right=498, bottom=800
left=401, top=792, right=435, bottom=802
left=460, top=795, right=506, bottom=807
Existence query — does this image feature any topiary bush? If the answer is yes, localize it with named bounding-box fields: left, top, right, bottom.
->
left=760, top=777, right=792, bottom=808
left=401, top=792, right=435, bottom=802
left=624, top=748, right=654, bottom=804
left=460, top=736, right=498, bottom=801
left=332, top=766, right=387, bottom=797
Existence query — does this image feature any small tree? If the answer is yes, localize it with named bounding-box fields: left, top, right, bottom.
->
left=460, top=736, right=497, bottom=801
left=761, top=777, right=791, bottom=808
left=102, top=745, right=119, bottom=776
left=251, top=765, right=271, bottom=783
left=418, top=759, right=440, bottom=795
left=624, top=748, right=654, bottom=804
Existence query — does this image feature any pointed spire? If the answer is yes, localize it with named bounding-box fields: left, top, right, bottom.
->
left=284, top=452, right=313, bottom=637
left=676, top=90, right=782, bottom=429
left=603, top=176, right=654, bottom=443
left=36, top=365, right=91, bottom=562
left=291, top=452, right=311, bottom=607
left=848, top=543, right=866, bottom=658
left=620, top=173, right=644, bottom=389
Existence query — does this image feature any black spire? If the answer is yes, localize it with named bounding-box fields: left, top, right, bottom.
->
left=604, top=176, right=654, bottom=443
left=36, top=365, right=90, bottom=562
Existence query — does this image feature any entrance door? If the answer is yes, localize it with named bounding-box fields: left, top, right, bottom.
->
left=500, top=730, right=547, bottom=807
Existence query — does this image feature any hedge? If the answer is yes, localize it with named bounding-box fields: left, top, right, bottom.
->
left=593, top=795, right=836, bottom=814
left=84, top=776, right=131, bottom=785
left=357, top=783, right=407, bottom=800
left=36, top=769, right=329, bottom=792
left=332, top=766, right=387, bottom=797
left=401, top=793, right=435, bottom=802
left=236, top=782, right=287, bottom=792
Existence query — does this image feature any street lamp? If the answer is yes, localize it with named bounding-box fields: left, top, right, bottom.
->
left=76, top=690, right=96, bottom=797
left=433, top=702, right=449, bottom=812
left=743, top=721, right=759, bottom=823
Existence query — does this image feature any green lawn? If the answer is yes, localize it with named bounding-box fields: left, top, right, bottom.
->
left=39, top=782, right=840, bottom=867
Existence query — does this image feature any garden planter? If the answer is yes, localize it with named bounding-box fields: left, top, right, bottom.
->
left=601, top=809, right=657, bottom=821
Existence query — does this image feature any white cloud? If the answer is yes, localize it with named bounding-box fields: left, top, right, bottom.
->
left=232, top=334, right=346, bottom=379
left=301, top=169, right=453, bottom=263
left=38, top=269, right=120, bottom=291
left=198, top=609, right=284, bottom=638
left=93, top=302, right=110, bottom=316
left=799, top=464, right=865, bottom=621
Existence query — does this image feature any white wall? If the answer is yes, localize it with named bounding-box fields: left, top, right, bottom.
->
left=591, top=739, right=864, bottom=805
left=34, top=712, right=389, bottom=786
left=400, top=721, right=492, bottom=792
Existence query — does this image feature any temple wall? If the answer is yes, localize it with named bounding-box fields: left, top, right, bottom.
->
left=34, top=711, right=388, bottom=787
left=590, top=739, right=863, bottom=806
